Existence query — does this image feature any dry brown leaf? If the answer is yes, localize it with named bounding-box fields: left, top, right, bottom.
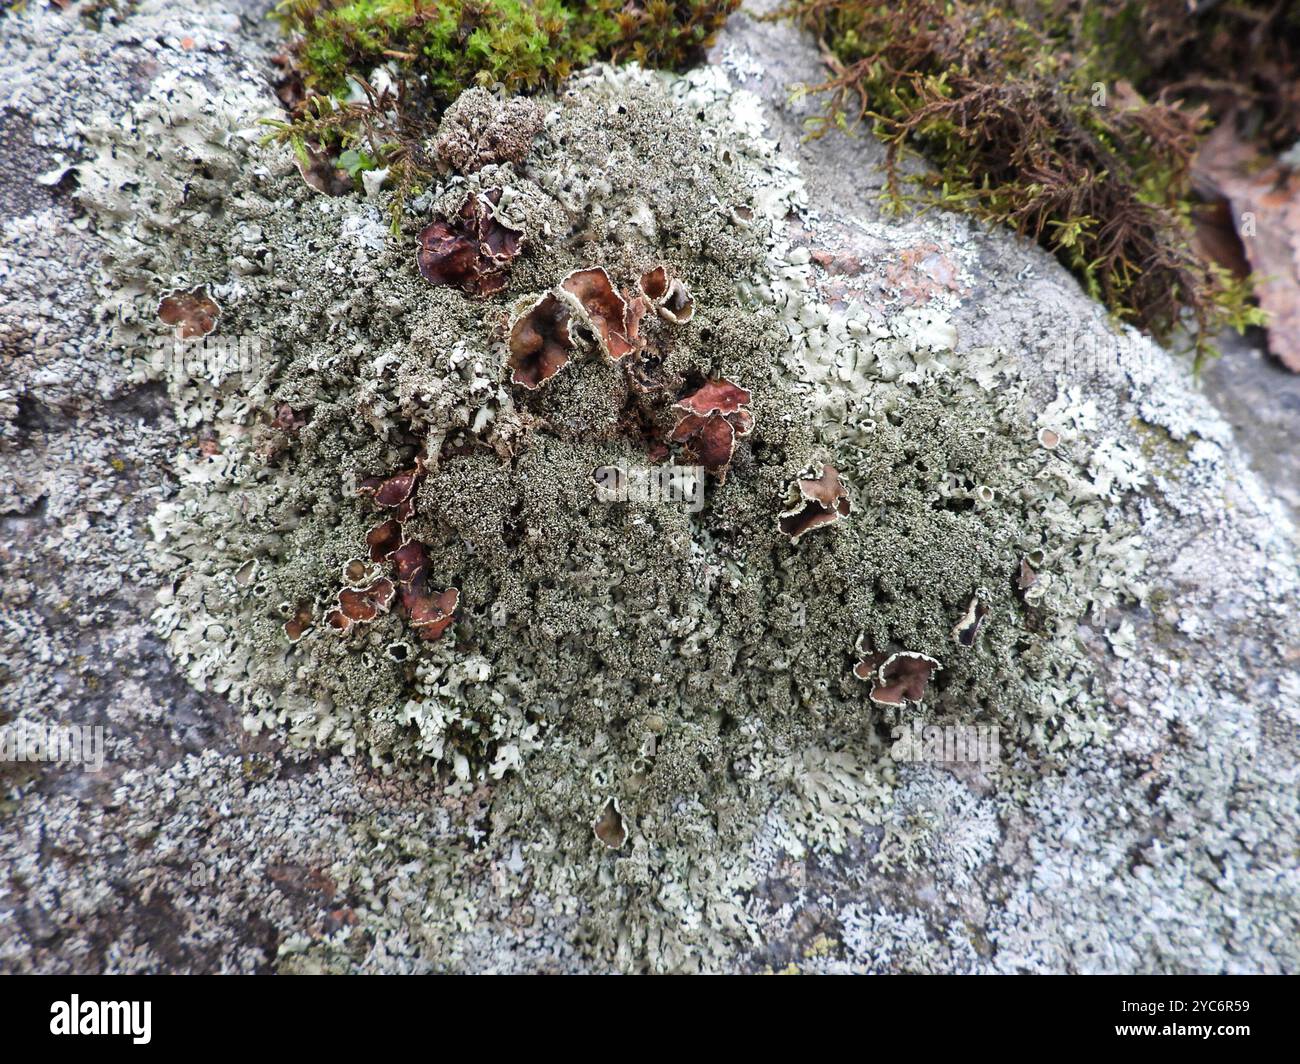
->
left=1194, top=122, right=1300, bottom=372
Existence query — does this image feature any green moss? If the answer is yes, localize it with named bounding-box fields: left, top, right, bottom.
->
left=267, top=1, right=739, bottom=228
left=781, top=0, right=1267, bottom=363
left=1039, top=0, right=1300, bottom=151
left=276, top=0, right=739, bottom=101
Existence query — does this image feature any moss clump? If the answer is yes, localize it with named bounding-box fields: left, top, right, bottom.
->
left=782, top=0, right=1265, bottom=362
left=276, top=0, right=740, bottom=100
left=266, top=1, right=740, bottom=225
left=1041, top=0, right=1300, bottom=151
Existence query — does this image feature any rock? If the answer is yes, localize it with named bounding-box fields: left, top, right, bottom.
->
left=0, top=0, right=1296, bottom=975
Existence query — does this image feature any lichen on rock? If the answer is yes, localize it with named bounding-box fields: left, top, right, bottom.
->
left=2, top=0, right=1296, bottom=979
left=82, top=46, right=1156, bottom=970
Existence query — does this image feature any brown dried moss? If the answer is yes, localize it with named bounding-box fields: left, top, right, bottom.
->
left=783, top=0, right=1265, bottom=360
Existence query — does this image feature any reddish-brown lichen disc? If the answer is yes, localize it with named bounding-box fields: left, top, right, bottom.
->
left=799, top=465, right=849, bottom=511
left=592, top=798, right=627, bottom=850
left=416, top=190, right=523, bottom=297
left=561, top=267, right=638, bottom=360
left=415, top=220, right=480, bottom=289
left=639, top=265, right=669, bottom=302
left=638, top=265, right=693, bottom=323
left=157, top=286, right=220, bottom=339
left=392, top=541, right=430, bottom=586
left=337, top=579, right=396, bottom=623
left=476, top=191, right=522, bottom=261
left=668, top=378, right=755, bottom=480
left=508, top=293, right=573, bottom=389
left=676, top=378, right=752, bottom=418
left=779, top=465, right=852, bottom=542
left=374, top=469, right=419, bottom=509
left=408, top=587, right=459, bottom=642
left=284, top=603, right=314, bottom=643
left=366, top=519, right=403, bottom=563
left=865, top=652, right=941, bottom=706
left=671, top=412, right=737, bottom=477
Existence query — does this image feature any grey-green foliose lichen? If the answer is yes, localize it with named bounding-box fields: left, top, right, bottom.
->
left=85, top=61, right=1149, bottom=970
